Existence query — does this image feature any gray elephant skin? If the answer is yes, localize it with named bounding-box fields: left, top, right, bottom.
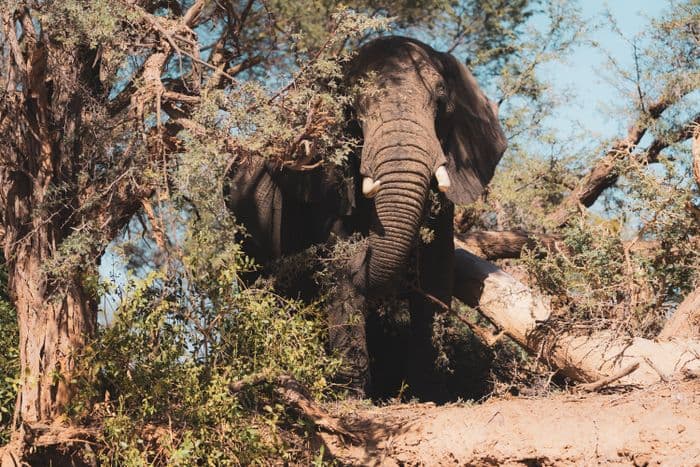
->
left=224, top=36, right=506, bottom=400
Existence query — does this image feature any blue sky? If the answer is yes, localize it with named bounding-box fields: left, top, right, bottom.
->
left=542, top=0, right=668, bottom=140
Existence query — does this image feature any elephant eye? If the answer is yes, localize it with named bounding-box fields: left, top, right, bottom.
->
left=435, top=81, right=447, bottom=99
left=435, top=82, right=449, bottom=113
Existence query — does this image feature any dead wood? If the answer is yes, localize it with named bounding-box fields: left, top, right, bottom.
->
left=455, top=230, right=564, bottom=260
left=577, top=362, right=640, bottom=392
left=547, top=104, right=699, bottom=227
left=0, top=422, right=100, bottom=467
left=693, top=123, right=700, bottom=188
left=658, top=286, right=700, bottom=340
left=455, top=229, right=678, bottom=261
left=452, top=240, right=700, bottom=386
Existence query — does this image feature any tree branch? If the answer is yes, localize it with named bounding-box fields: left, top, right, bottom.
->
left=547, top=99, right=684, bottom=227
left=228, top=372, right=359, bottom=443
left=455, top=230, right=564, bottom=260
left=692, top=120, right=700, bottom=188
left=452, top=240, right=700, bottom=385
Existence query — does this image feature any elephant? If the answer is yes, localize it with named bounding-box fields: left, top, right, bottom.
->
left=224, top=36, right=506, bottom=400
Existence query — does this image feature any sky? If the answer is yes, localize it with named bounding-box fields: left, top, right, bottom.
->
left=541, top=0, right=669, bottom=141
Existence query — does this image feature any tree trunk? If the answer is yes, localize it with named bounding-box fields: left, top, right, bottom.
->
left=452, top=241, right=700, bottom=385
left=10, top=251, right=95, bottom=423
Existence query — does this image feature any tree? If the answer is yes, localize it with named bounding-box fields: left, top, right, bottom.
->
left=0, top=0, right=542, bottom=460
left=452, top=0, right=700, bottom=386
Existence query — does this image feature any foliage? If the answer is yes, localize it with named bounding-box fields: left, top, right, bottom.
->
left=73, top=263, right=340, bottom=464
left=0, top=263, right=18, bottom=444
left=476, top=0, right=700, bottom=339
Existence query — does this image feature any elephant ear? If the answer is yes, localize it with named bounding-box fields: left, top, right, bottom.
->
left=437, top=52, right=507, bottom=205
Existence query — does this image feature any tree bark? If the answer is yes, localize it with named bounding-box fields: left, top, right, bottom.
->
left=547, top=106, right=699, bottom=227
left=658, top=287, right=700, bottom=341
left=10, top=246, right=95, bottom=423
left=452, top=241, right=700, bottom=385
left=693, top=123, right=700, bottom=188
left=455, top=230, right=563, bottom=260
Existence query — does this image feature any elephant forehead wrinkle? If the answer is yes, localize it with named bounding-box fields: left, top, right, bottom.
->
left=371, top=121, right=437, bottom=141
left=379, top=105, right=431, bottom=123
left=372, top=140, right=434, bottom=158
left=363, top=134, right=440, bottom=161
left=365, top=116, right=426, bottom=140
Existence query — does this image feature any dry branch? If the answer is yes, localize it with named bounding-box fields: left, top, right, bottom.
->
left=454, top=229, right=685, bottom=261
left=577, top=362, right=640, bottom=392
left=455, top=230, right=563, bottom=260
left=452, top=239, right=700, bottom=385
left=547, top=103, right=699, bottom=227
left=693, top=123, right=700, bottom=188
left=0, top=423, right=100, bottom=467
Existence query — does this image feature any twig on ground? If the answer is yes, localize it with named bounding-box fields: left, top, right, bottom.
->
left=643, top=357, right=670, bottom=383
left=578, top=362, right=641, bottom=392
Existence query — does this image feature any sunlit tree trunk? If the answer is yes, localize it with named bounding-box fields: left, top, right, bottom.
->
left=10, top=245, right=95, bottom=422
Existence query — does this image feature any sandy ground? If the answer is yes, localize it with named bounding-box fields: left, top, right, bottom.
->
left=323, top=379, right=700, bottom=466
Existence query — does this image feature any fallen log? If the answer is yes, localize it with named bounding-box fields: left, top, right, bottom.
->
left=452, top=241, right=700, bottom=385
left=657, top=286, right=700, bottom=340
left=454, top=230, right=563, bottom=260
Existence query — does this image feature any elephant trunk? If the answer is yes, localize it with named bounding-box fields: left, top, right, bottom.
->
left=366, top=147, right=434, bottom=292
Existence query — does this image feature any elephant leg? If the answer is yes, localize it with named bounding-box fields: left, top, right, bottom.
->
left=408, top=195, right=455, bottom=401
left=326, top=246, right=370, bottom=396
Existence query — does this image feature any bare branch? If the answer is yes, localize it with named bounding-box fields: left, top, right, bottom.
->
left=692, top=121, right=700, bottom=188
left=2, top=9, right=26, bottom=81
left=228, top=372, right=359, bottom=442
left=577, top=361, right=640, bottom=392
left=456, top=230, right=564, bottom=260
left=547, top=100, right=695, bottom=227
left=644, top=113, right=700, bottom=164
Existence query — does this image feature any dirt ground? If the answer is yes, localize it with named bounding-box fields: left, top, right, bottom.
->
left=322, top=379, right=700, bottom=466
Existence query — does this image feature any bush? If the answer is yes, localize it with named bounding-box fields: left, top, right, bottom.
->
left=0, top=264, right=18, bottom=444
left=0, top=304, right=18, bottom=445
left=72, top=246, right=340, bottom=464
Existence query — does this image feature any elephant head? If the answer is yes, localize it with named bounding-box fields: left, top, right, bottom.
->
left=347, top=36, right=507, bottom=294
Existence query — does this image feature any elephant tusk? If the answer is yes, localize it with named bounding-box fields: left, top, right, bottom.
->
left=362, top=177, right=381, bottom=198
left=435, top=165, right=451, bottom=192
